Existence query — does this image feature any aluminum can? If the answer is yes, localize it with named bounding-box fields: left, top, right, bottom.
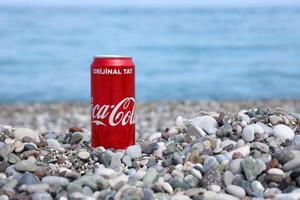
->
left=91, top=55, right=135, bottom=149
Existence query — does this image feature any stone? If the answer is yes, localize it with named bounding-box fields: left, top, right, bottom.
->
left=69, top=132, right=83, bottom=144
left=142, top=143, right=159, bottom=154
left=227, top=145, right=250, bottom=159
left=42, top=176, right=69, bottom=187
left=126, top=145, right=142, bottom=159
left=15, top=160, right=37, bottom=172
left=201, top=167, right=222, bottom=188
left=229, top=159, right=243, bottom=174
left=242, top=124, right=264, bottom=142
left=171, top=194, right=192, bottom=200
left=122, top=155, right=132, bottom=167
left=241, top=156, right=266, bottom=181
left=98, top=151, right=111, bottom=167
left=251, top=180, right=265, bottom=197
left=32, top=191, right=52, bottom=200
left=268, top=168, right=284, bottom=176
left=269, top=115, right=282, bottom=125
left=7, top=153, right=20, bottom=164
left=69, top=127, right=83, bottom=133
left=95, top=167, right=117, bottom=179
left=191, top=168, right=202, bottom=180
left=14, top=128, right=40, bottom=143
left=169, top=179, right=190, bottom=190
left=109, top=174, right=128, bottom=189
left=110, top=152, right=123, bottom=169
left=213, top=193, right=240, bottom=200
left=283, top=158, right=300, bottom=171
left=143, top=168, right=158, bottom=185
left=190, top=115, right=218, bottom=135
left=273, top=124, right=295, bottom=140
left=162, top=181, right=173, bottom=194
left=148, top=132, right=161, bottom=142
left=78, top=151, right=90, bottom=160
left=226, top=185, right=245, bottom=198
left=203, top=157, right=218, bottom=172
left=184, top=174, right=198, bottom=187
left=224, top=170, right=234, bottom=186
left=46, top=139, right=64, bottom=152
left=19, top=172, right=40, bottom=186
left=172, top=152, right=183, bottom=165
left=142, top=188, right=154, bottom=200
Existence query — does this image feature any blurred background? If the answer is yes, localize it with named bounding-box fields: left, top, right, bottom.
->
left=0, top=0, right=300, bottom=103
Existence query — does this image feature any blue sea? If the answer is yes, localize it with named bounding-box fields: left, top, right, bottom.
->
left=0, top=2, right=300, bottom=103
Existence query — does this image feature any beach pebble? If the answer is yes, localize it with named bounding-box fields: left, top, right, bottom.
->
left=122, top=155, right=132, bottom=167
left=78, top=151, right=90, bottom=160
left=25, top=184, right=50, bottom=193
left=242, top=124, right=264, bottom=142
left=14, top=128, right=40, bottom=143
left=283, top=158, right=300, bottom=171
left=224, top=170, right=234, bottom=186
left=126, top=145, right=142, bottom=159
left=142, top=143, right=158, bottom=154
left=241, top=156, right=266, bottom=181
left=42, top=176, right=69, bottom=187
left=143, top=168, right=158, bottom=185
left=32, top=191, right=52, bottom=200
left=19, top=172, right=40, bottom=185
left=269, top=115, right=282, bottom=125
left=273, top=124, right=295, bottom=140
left=226, top=185, right=246, bottom=198
left=70, top=132, right=83, bottom=144
left=15, top=160, right=37, bottom=172
left=190, top=115, right=218, bottom=135
left=268, top=168, right=284, bottom=176
left=171, top=194, right=192, bottom=200
left=46, top=139, right=65, bottom=152
left=148, top=132, right=161, bottom=142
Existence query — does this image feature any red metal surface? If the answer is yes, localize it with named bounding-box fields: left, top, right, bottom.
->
left=91, top=55, right=135, bottom=149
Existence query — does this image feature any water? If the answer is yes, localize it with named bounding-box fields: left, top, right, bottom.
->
left=0, top=4, right=300, bottom=103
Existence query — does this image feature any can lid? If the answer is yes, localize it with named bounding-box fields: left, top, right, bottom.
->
left=93, top=55, right=131, bottom=58
left=92, top=55, right=134, bottom=67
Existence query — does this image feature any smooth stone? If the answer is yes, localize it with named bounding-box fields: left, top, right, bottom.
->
left=171, top=194, right=192, bottom=200
left=32, top=191, right=52, bottom=200
left=82, top=186, right=93, bottom=196
left=15, top=160, right=37, bottom=172
left=142, top=143, right=159, bottom=154
left=224, top=171, right=234, bottom=186
left=251, top=180, right=265, bottom=197
left=78, top=151, right=90, bottom=160
left=98, top=152, right=111, bottom=167
left=42, top=176, right=69, bottom=187
left=146, top=159, right=156, bottom=168
left=226, top=185, right=246, bottom=198
left=191, top=116, right=218, bottom=135
left=7, top=153, right=20, bottom=164
left=203, top=157, right=218, bottom=172
left=184, top=188, right=201, bottom=197
left=242, top=124, right=264, bottom=142
left=44, top=132, right=57, bottom=140
left=24, top=143, right=37, bottom=151
left=109, top=174, right=128, bottom=189
left=95, top=167, right=117, bottom=178
left=162, top=181, right=173, bottom=194
left=227, top=145, right=250, bottom=160
left=122, top=155, right=132, bottom=167
left=46, top=139, right=65, bottom=152
left=172, top=153, right=183, bottom=165
left=269, top=115, right=282, bottom=125
left=229, top=159, right=243, bottom=174
left=241, top=156, right=266, bottom=181
left=273, top=124, right=295, bottom=140
left=184, top=174, right=198, bottom=187
left=70, top=132, right=83, bottom=144
left=268, top=168, right=284, bottom=176
left=256, top=122, right=273, bottom=135
left=148, top=132, right=162, bottom=142
left=142, top=188, right=154, bottom=200
left=283, top=158, right=300, bottom=171
left=25, top=183, right=50, bottom=193
left=292, top=135, right=300, bottom=145
left=19, top=172, right=40, bottom=185
left=239, top=113, right=251, bottom=124
left=213, top=194, right=240, bottom=200
left=169, top=178, right=190, bottom=190
left=143, top=168, right=158, bottom=185
left=126, top=145, right=142, bottom=159
left=191, top=168, right=202, bottom=180
left=14, top=128, right=40, bottom=143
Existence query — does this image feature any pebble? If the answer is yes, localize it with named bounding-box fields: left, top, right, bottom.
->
left=268, top=168, right=284, bottom=176
left=224, top=170, right=234, bottom=186
left=32, top=191, right=52, bottom=200
left=171, top=194, right=192, bottom=200
left=78, top=151, right=90, bottom=160
left=46, top=139, right=65, bottom=152
left=126, top=145, right=142, bottom=159
left=122, top=155, right=132, bottom=167
left=251, top=180, right=265, bottom=197
left=143, top=168, right=158, bottom=185
left=202, top=167, right=222, bottom=188
left=142, top=143, right=159, bottom=154
left=142, top=188, right=154, bottom=200
left=25, top=183, right=50, bottom=193
left=229, top=159, right=243, bottom=174
left=273, top=124, right=295, bottom=140
left=42, top=176, right=69, bottom=187
left=19, top=172, right=40, bottom=185
left=69, top=132, right=83, bottom=144
left=7, top=153, right=20, bottom=164
left=226, top=185, right=246, bottom=198
left=190, top=115, right=218, bottom=135
left=269, top=115, right=282, bottom=125
left=242, top=124, right=264, bottom=142
left=241, top=156, right=266, bottom=181
left=14, top=128, right=40, bottom=143
left=283, top=158, right=300, bottom=171
left=15, top=160, right=37, bottom=172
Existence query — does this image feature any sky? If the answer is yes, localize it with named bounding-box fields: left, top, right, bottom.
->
left=1, top=0, right=300, bottom=8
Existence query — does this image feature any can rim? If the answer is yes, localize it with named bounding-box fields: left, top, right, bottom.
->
left=94, top=55, right=132, bottom=58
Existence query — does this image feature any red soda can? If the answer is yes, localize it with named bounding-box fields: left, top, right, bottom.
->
left=91, top=55, right=135, bottom=149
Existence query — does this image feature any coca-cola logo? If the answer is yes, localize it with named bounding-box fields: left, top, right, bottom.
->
left=92, top=97, right=135, bottom=126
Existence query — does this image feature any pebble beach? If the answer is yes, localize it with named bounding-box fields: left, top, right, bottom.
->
left=0, top=100, right=300, bottom=200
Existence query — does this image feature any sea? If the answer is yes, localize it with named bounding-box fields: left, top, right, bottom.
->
left=0, top=2, right=300, bottom=103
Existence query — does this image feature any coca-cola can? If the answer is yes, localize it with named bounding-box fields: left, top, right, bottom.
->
left=91, top=55, right=135, bottom=149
